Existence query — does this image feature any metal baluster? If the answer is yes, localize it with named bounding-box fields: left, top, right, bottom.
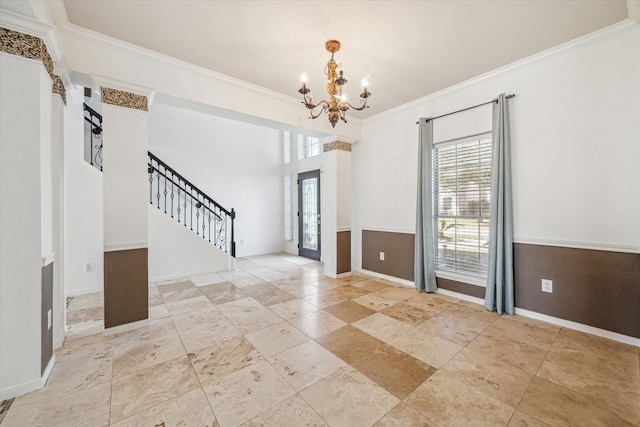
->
left=156, top=167, right=161, bottom=209
left=201, top=201, right=206, bottom=238
left=183, top=180, right=187, bottom=226
left=195, top=198, right=200, bottom=236
left=170, top=172, right=174, bottom=218
left=163, top=169, right=167, bottom=214
left=148, top=166, right=153, bottom=204
left=207, top=201, right=212, bottom=242
left=190, top=187, right=193, bottom=231
left=176, top=186, right=182, bottom=223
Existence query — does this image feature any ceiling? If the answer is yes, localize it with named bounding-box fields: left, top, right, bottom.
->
left=61, top=1, right=628, bottom=118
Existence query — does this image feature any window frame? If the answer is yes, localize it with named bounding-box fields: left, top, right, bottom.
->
left=433, top=131, right=492, bottom=286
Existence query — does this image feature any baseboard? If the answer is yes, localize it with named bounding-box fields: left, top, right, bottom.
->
left=514, top=307, right=640, bottom=347
left=355, top=267, right=640, bottom=347
left=149, top=266, right=232, bottom=284
left=103, top=318, right=150, bottom=335
left=66, top=286, right=103, bottom=297
left=0, top=355, right=56, bottom=400
left=42, top=355, right=55, bottom=387
left=354, top=268, right=415, bottom=288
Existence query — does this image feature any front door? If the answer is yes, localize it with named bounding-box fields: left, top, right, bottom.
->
left=298, top=170, right=321, bottom=260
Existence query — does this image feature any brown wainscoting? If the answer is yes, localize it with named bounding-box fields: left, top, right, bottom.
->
left=41, top=262, right=53, bottom=375
left=514, top=243, right=640, bottom=338
left=362, top=230, right=415, bottom=281
left=337, top=231, right=351, bottom=274
left=436, top=277, right=485, bottom=299
left=104, top=248, right=149, bottom=328
left=362, top=229, right=639, bottom=338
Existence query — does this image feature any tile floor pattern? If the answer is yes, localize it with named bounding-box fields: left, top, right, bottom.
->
left=3, top=254, right=639, bottom=426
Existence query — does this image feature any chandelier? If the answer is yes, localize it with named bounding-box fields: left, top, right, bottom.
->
left=298, top=40, right=371, bottom=128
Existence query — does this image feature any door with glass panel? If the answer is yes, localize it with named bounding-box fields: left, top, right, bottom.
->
left=298, top=170, right=321, bottom=260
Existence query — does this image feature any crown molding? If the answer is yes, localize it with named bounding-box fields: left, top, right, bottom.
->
left=362, top=19, right=639, bottom=125
left=0, top=9, right=64, bottom=62
left=320, top=136, right=356, bottom=145
left=93, top=75, right=154, bottom=98
left=47, top=4, right=302, bottom=108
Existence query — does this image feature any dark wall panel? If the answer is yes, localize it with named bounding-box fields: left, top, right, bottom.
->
left=514, top=244, right=640, bottom=338
left=104, top=248, right=148, bottom=329
left=437, top=277, right=485, bottom=299
left=41, top=262, right=53, bottom=375
left=337, top=231, right=351, bottom=274
left=362, top=230, right=414, bottom=281
left=361, top=230, right=639, bottom=338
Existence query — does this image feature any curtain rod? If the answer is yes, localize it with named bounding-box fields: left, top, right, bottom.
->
left=416, top=94, right=515, bottom=124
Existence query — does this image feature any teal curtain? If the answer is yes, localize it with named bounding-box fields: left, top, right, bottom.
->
left=485, top=94, right=514, bottom=314
left=415, top=118, right=437, bottom=292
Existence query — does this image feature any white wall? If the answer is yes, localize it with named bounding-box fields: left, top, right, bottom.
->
left=148, top=206, right=232, bottom=282
left=353, top=24, right=640, bottom=271
left=0, top=53, right=46, bottom=399
left=149, top=102, right=283, bottom=257
left=52, top=94, right=66, bottom=348
left=102, top=102, right=148, bottom=251
left=63, top=87, right=104, bottom=296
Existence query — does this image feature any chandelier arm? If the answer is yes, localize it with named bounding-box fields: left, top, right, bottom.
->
left=344, top=99, right=369, bottom=111
left=308, top=101, right=330, bottom=119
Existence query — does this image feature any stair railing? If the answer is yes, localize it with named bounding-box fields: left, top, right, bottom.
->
left=147, top=151, right=236, bottom=257
left=83, top=103, right=103, bottom=171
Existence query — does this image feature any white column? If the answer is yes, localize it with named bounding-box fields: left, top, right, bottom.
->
left=0, top=51, right=50, bottom=399
left=321, top=137, right=353, bottom=278
left=51, top=77, right=66, bottom=349
left=99, top=80, right=151, bottom=328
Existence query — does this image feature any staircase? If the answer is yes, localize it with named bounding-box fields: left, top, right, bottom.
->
left=147, top=152, right=236, bottom=257
left=83, top=103, right=103, bottom=171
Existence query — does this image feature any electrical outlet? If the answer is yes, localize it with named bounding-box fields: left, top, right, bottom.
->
left=84, top=263, right=94, bottom=273
left=379, top=252, right=385, bottom=261
left=47, top=309, right=52, bottom=329
left=541, top=279, right=553, bottom=293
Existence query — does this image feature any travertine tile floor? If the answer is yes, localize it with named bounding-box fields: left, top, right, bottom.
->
left=3, top=254, right=639, bottom=426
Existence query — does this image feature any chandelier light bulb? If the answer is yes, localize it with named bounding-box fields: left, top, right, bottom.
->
left=301, top=73, right=308, bottom=83
left=361, top=79, right=368, bottom=88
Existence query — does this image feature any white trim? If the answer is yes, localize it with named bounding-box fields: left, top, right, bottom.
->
left=355, top=269, right=640, bottom=347
left=49, top=7, right=303, bottom=107
left=354, top=268, right=416, bottom=288
left=104, top=242, right=147, bottom=252
left=514, top=307, right=640, bottom=348
left=0, top=9, right=65, bottom=62
left=66, top=286, right=102, bottom=297
left=361, top=226, right=415, bottom=234
left=435, top=269, right=486, bottom=288
left=336, top=271, right=352, bottom=279
left=336, top=227, right=351, bottom=233
left=41, top=355, right=55, bottom=386
left=81, top=160, right=103, bottom=178
left=320, top=136, right=356, bottom=145
left=359, top=227, right=639, bottom=254
left=436, top=288, right=486, bottom=305
left=362, top=20, right=639, bottom=124
left=514, top=237, right=640, bottom=254
left=53, top=335, right=66, bottom=350
left=150, top=266, right=232, bottom=284
left=42, top=252, right=55, bottom=267
left=103, top=318, right=150, bottom=336
left=0, top=355, right=56, bottom=400
left=93, top=75, right=154, bottom=98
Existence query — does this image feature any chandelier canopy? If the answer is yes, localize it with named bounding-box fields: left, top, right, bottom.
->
left=298, top=40, right=371, bottom=128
